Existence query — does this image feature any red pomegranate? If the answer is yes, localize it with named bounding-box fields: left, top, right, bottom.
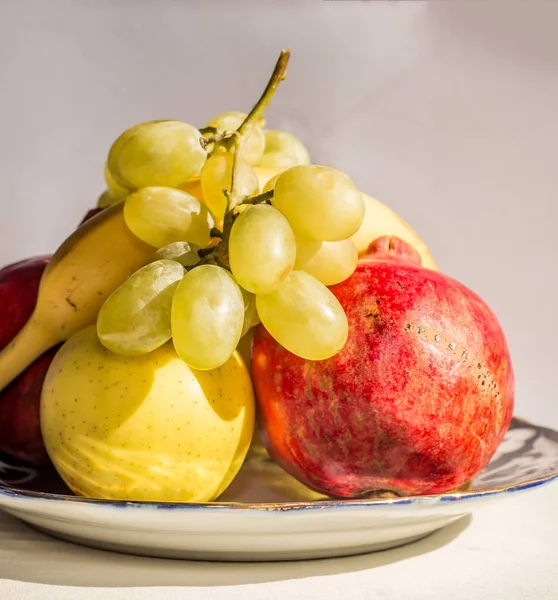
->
left=251, top=236, right=514, bottom=498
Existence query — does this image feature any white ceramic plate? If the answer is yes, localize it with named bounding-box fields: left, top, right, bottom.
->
left=0, top=417, right=556, bottom=561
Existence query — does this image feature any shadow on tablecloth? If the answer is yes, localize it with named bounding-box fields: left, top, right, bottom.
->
left=0, top=509, right=471, bottom=587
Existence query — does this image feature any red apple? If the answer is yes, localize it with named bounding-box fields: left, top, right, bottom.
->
left=251, top=236, right=514, bottom=498
left=0, top=256, right=50, bottom=349
left=0, top=346, right=59, bottom=464
left=0, top=257, right=53, bottom=464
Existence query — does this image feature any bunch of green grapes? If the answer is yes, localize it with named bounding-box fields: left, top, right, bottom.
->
left=95, top=111, right=363, bottom=371
left=228, top=165, right=364, bottom=361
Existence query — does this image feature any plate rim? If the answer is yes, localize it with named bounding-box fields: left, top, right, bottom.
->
left=1, top=416, right=557, bottom=513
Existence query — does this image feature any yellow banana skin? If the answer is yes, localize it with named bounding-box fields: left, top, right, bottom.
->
left=0, top=202, right=154, bottom=392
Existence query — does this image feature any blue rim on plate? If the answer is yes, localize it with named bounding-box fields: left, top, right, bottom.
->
left=0, top=417, right=557, bottom=511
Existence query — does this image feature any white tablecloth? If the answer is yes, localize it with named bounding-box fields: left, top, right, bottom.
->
left=1, top=481, right=557, bottom=600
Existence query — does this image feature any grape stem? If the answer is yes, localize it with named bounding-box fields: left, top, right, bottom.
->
left=199, top=49, right=290, bottom=152
left=213, top=255, right=231, bottom=272
left=199, top=126, right=218, bottom=136
left=199, top=129, right=237, bottom=150
left=225, top=49, right=290, bottom=232
left=197, top=246, right=216, bottom=259
left=238, top=190, right=274, bottom=206
left=196, top=49, right=290, bottom=268
left=237, top=50, right=291, bottom=136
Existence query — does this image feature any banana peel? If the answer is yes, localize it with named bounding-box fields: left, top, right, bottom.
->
left=353, top=193, right=438, bottom=271
left=0, top=203, right=154, bottom=392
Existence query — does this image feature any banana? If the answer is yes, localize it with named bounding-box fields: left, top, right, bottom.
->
left=0, top=202, right=154, bottom=392
left=255, top=167, right=438, bottom=270
left=253, top=167, right=438, bottom=270
left=352, top=193, right=438, bottom=271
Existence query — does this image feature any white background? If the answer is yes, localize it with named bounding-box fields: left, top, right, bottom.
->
left=0, top=1, right=557, bottom=599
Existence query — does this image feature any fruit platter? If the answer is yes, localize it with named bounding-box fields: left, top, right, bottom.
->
left=0, top=51, right=557, bottom=561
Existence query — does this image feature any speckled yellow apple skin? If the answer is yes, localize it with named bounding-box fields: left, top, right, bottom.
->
left=40, top=325, right=255, bottom=503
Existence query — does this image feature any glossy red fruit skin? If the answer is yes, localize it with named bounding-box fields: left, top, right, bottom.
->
left=0, top=346, right=59, bottom=464
left=0, top=257, right=52, bottom=464
left=251, top=238, right=514, bottom=498
left=0, top=257, right=50, bottom=349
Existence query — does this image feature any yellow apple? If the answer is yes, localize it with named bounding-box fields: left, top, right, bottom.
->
left=40, top=326, right=255, bottom=503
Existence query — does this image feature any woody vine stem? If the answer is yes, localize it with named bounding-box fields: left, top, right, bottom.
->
left=195, top=49, right=291, bottom=268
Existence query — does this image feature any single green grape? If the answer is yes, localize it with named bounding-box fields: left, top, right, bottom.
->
left=104, top=163, right=129, bottom=200
left=97, top=164, right=130, bottom=209
left=229, top=204, right=296, bottom=295
left=147, top=241, right=201, bottom=268
left=200, top=152, right=259, bottom=225
left=240, top=287, right=261, bottom=337
left=205, top=111, right=265, bottom=166
left=124, top=187, right=214, bottom=248
left=106, top=120, right=164, bottom=188
left=272, top=165, right=365, bottom=242
left=115, top=121, right=207, bottom=189
left=97, top=259, right=184, bottom=356
left=259, top=151, right=298, bottom=170
left=263, top=130, right=310, bottom=165
left=171, top=265, right=244, bottom=370
left=206, top=110, right=265, bottom=130
left=256, top=270, right=348, bottom=360
left=262, top=172, right=283, bottom=193
left=294, top=236, right=358, bottom=286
